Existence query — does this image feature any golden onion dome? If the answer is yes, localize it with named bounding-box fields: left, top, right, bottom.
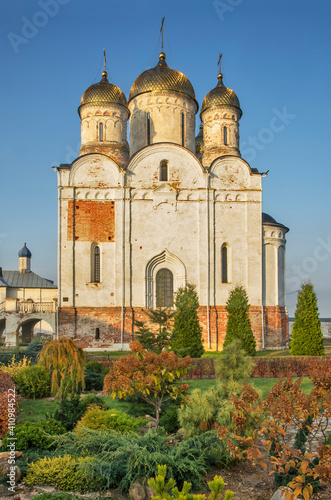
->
left=129, top=52, right=197, bottom=107
left=201, top=72, right=242, bottom=117
left=78, top=71, right=128, bottom=116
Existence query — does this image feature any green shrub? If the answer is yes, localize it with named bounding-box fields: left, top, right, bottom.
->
left=16, top=365, right=50, bottom=398
left=55, top=429, right=233, bottom=491
left=84, top=371, right=104, bottom=391
left=52, top=393, right=106, bottom=431
left=85, top=360, right=108, bottom=374
left=75, top=406, right=145, bottom=435
left=1, top=419, right=65, bottom=451
left=290, top=281, right=324, bottom=356
left=25, top=454, right=100, bottom=492
left=159, top=403, right=180, bottom=434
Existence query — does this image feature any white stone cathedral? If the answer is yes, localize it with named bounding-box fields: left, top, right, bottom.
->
left=55, top=50, right=289, bottom=351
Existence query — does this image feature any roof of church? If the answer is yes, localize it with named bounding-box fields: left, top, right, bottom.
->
left=79, top=71, right=128, bottom=115
left=18, top=243, right=31, bottom=258
left=201, top=73, right=242, bottom=116
left=262, top=212, right=289, bottom=232
left=0, top=271, right=57, bottom=289
left=129, top=52, right=197, bottom=105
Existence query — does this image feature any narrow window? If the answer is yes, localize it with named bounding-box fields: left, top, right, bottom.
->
left=159, top=160, right=168, bottom=181
left=223, top=126, right=228, bottom=145
left=156, top=268, right=173, bottom=308
left=93, top=246, right=100, bottom=283
left=181, top=112, right=185, bottom=146
left=99, top=122, right=103, bottom=142
left=221, top=246, right=228, bottom=283
left=147, top=113, right=151, bottom=145
left=95, top=328, right=100, bottom=340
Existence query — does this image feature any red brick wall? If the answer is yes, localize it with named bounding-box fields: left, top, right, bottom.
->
left=67, top=200, right=115, bottom=242
left=59, top=305, right=289, bottom=351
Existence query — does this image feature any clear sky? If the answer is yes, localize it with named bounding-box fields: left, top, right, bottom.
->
left=1, top=0, right=330, bottom=316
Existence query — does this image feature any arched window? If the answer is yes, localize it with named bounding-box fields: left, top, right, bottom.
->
left=223, top=126, right=228, bottom=145
left=99, top=122, right=103, bottom=142
left=221, top=246, right=228, bottom=283
left=181, top=112, right=185, bottom=146
left=156, top=268, right=173, bottom=308
left=147, top=113, right=151, bottom=145
left=92, top=245, right=100, bottom=283
left=159, top=160, right=168, bottom=181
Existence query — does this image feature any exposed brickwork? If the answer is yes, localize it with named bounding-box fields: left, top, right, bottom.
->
left=79, top=144, right=129, bottom=169
left=59, top=304, right=289, bottom=351
left=67, top=201, right=115, bottom=242
left=263, top=306, right=289, bottom=349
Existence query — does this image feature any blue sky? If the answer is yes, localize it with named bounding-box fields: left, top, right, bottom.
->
left=0, top=0, right=330, bottom=316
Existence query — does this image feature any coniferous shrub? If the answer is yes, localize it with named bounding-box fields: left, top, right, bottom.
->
left=2, top=419, right=65, bottom=450
left=16, top=365, right=50, bottom=398
left=290, top=281, right=324, bottom=356
left=25, top=455, right=100, bottom=492
left=52, top=393, right=106, bottom=431
left=54, top=428, right=232, bottom=491
left=171, top=283, right=204, bottom=358
left=134, top=308, right=175, bottom=353
left=24, top=335, right=50, bottom=362
left=179, top=340, right=257, bottom=437
left=38, top=338, right=86, bottom=397
left=223, top=285, right=256, bottom=355
left=74, top=406, right=145, bottom=435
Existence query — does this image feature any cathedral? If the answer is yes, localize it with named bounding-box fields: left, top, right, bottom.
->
left=55, top=49, right=289, bottom=351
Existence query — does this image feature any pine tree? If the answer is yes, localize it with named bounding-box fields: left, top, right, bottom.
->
left=171, top=283, right=204, bottom=358
left=223, top=285, right=256, bottom=356
left=290, top=281, right=324, bottom=356
left=134, top=308, right=175, bottom=353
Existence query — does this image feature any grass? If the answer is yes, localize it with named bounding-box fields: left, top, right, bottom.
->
left=18, top=398, right=59, bottom=424
left=18, top=375, right=314, bottom=424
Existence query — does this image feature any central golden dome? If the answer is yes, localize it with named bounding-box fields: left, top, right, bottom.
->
left=129, top=52, right=197, bottom=104
left=79, top=71, right=128, bottom=116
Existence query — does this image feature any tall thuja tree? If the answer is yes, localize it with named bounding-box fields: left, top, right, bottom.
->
left=290, top=281, right=324, bottom=356
left=223, top=285, right=256, bottom=356
left=171, top=283, right=204, bottom=358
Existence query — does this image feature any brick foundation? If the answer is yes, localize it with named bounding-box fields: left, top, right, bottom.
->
left=58, top=305, right=289, bottom=351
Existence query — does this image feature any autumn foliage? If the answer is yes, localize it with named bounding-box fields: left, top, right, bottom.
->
left=0, top=370, right=19, bottom=439
left=217, top=372, right=331, bottom=499
left=38, top=338, right=86, bottom=398
left=103, top=341, right=191, bottom=429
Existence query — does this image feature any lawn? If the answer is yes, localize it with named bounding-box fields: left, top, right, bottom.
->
left=18, top=375, right=314, bottom=424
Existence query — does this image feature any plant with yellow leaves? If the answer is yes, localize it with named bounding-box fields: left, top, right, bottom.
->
left=38, top=338, right=85, bottom=398
left=0, top=355, right=31, bottom=381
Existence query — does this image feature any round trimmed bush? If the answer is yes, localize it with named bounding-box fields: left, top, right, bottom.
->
left=16, top=365, right=50, bottom=398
